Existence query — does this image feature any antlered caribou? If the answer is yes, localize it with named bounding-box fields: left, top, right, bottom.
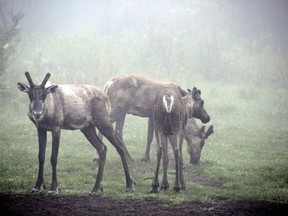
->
left=104, top=75, right=210, bottom=162
left=17, top=72, right=134, bottom=195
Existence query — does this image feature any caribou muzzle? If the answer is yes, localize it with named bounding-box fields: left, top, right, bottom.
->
left=190, top=157, right=200, bottom=165
left=32, top=110, right=43, bottom=121
left=200, top=115, right=210, bottom=124
left=31, top=99, right=44, bottom=121
left=188, top=148, right=201, bottom=165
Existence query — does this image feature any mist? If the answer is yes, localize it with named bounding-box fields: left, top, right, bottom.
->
left=0, top=0, right=285, bottom=89
left=1, top=1, right=288, bottom=207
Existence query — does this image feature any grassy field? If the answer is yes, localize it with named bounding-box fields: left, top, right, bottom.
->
left=0, top=82, right=287, bottom=204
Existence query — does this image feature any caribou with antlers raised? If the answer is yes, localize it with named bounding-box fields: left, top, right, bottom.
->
left=17, top=72, right=134, bottom=195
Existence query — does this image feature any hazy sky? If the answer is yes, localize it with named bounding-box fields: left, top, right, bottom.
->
left=13, top=0, right=108, bottom=34
left=5, top=0, right=288, bottom=86
left=7, top=0, right=286, bottom=54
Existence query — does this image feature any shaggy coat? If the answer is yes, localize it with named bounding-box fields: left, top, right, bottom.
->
left=17, top=72, right=134, bottom=195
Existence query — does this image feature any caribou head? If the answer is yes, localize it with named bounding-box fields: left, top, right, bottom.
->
left=183, top=87, right=210, bottom=124
left=186, top=125, right=214, bottom=165
left=17, top=72, right=58, bottom=121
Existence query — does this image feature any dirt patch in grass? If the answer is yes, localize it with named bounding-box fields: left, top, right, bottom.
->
left=185, top=170, right=225, bottom=189
left=0, top=193, right=287, bottom=216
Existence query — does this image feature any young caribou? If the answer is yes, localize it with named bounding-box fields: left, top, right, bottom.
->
left=151, top=87, right=210, bottom=193
left=183, top=118, right=214, bottom=165
left=17, top=72, right=134, bottom=195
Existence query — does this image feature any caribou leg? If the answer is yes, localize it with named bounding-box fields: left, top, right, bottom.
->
left=150, top=132, right=164, bottom=193
left=96, top=115, right=133, bottom=163
left=81, top=124, right=107, bottom=195
left=101, top=125, right=135, bottom=191
left=171, top=134, right=182, bottom=192
left=49, top=127, right=61, bottom=195
left=115, top=114, right=134, bottom=163
left=142, top=117, right=154, bottom=162
left=179, top=134, right=185, bottom=190
left=160, top=135, right=169, bottom=190
left=115, top=114, right=125, bottom=141
left=32, top=128, right=47, bottom=193
left=96, top=120, right=135, bottom=192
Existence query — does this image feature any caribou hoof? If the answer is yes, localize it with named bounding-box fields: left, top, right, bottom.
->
left=173, top=186, right=182, bottom=193
left=149, top=189, right=159, bottom=194
left=90, top=187, right=103, bottom=196
left=160, top=184, right=169, bottom=191
left=48, top=191, right=58, bottom=196
left=31, top=184, right=46, bottom=193
left=125, top=180, right=135, bottom=192
left=48, top=188, right=60, bottom=196
left=31, top=188, right=41, bottom=193
left=125, top=186, right=135, bottom=193
left=149, top=184, right=159, bottom=193
left=125, top=188, right=134, bottom=193
left=90, top=191, right=101, bottom=196
left=141, top=158, right=150, bottom=163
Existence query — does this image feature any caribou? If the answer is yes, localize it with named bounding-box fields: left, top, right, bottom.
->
left=17, top=72, right=134, bottom=195
left=104, top=74, right=210, bottom=162
left=183, top=118, right=214, bottom=165
left=151, top=87, right=209, bottom=193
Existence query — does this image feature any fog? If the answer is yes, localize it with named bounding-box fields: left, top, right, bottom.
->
left=2, top=0, right=288, bottom=88
left=1, top=1, right=288, bottom=204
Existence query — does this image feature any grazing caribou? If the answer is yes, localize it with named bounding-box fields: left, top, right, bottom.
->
left=151, top=87, right=209, bottom=193
left=104, top=75, right=210, bottom=162
left=17, top=72, right=134, bottom=195
left=183, top=118, right=214, bottom=165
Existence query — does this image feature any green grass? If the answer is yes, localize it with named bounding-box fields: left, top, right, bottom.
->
left=0, top=83, right=288, bottom=204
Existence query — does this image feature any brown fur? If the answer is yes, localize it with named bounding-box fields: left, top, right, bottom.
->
left=104, top=75, right=210, bottom=162
left=17, top=72, right=134, bottom=195
left=151, top=88, right=205, bottom=193
left=183, top=118, right=214, bottom=165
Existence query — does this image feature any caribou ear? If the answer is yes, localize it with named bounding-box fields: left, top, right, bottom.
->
left=192, top=87, right=200, bottom=100
left=186, top=89, right=193, bottom=97
left=178, top=86, right=187, bottom=96
left=17, top=82, right=30, bottom=93
left=45, top=85, right=58, bottom=94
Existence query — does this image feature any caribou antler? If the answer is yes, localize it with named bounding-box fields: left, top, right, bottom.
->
left=25, top=71, right=35, bottom=87
left=41, top=73, right=51, bottom=87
